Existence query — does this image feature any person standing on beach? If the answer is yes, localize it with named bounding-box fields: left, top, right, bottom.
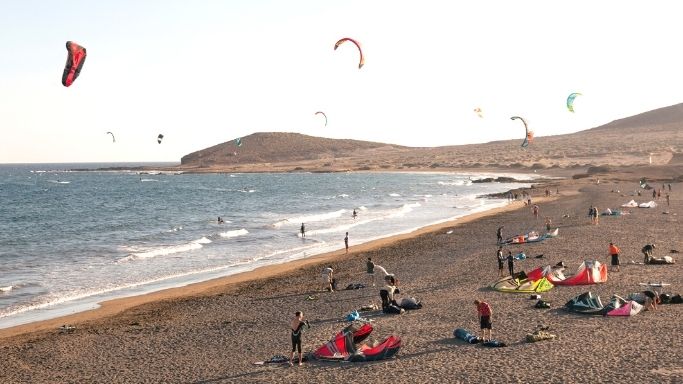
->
left=300, top=223, right=306, bottom=238
left=545, top=217, right=552, bottom=231
left=666, top=193, right=670, bottom=206
left=532, top=204, right=539, bottom=219
left=608, top=242, right=621, bottom=272
left=497, top=247, right=505, bottom=277
left=322, top=266, right=334, bottom=292
left=366, top=257, right=375, bottom=286
left=289, top=311, right=310, bottom=366
left=474, top=300, right=493, bottom=342
left=344, top=232, right=349, bottom=253
left=352, top=209, right=357, bottom=219
left=496, top=226, right=504, bottom=244
left=506, top=251, right=514, bottom=277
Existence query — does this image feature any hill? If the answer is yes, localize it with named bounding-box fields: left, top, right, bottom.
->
left=178, top=103, right=683, bottom=173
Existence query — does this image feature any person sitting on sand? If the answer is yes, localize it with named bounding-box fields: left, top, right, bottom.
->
left=642, top=290, right=661, bottom=311
left=379, top=277, right=403, bottom=314
left=322, top=266, right=334, bottom=292
left=289, top=311, right=310, bottom=366
left=608, top=242, right=621, bottom=272
left=474, top=299, right=493, bottom=342
left=642, top=243, right=656, bottom=264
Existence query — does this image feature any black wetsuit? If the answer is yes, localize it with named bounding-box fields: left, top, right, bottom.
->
left=291, top=321, right=308, bottom=352
left=507, top=254, right=514, bottom=276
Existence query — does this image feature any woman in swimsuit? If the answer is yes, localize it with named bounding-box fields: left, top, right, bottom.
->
left=289, top=311, right=310, bottom=366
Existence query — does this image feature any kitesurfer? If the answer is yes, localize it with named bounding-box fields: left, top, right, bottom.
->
left=352, top=209, right=357, bottom=219
left=300, top=223, right=306, bottom=238
left=218, top=217, right=224, bottom=224
left=506, top=251, right=514, bottom=276
left=608, top=242, right=621, bottom=272
left=474, top=300, right=493, bottom=342
left=289, top=311, right=310, bottom=366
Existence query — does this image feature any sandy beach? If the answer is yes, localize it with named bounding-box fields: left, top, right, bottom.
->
left=1, top=172, right=681, bottom=384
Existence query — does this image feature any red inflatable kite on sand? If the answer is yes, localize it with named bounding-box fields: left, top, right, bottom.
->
left=62, top=41, right=87, bottom=87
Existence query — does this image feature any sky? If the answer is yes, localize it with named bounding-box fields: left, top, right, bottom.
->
left=2, top=0, right=683, bottom=163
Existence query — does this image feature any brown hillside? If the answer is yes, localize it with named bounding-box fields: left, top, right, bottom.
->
left=180, top=132, right=404, bottom=166
left=178, top=103, right=683, bottom=173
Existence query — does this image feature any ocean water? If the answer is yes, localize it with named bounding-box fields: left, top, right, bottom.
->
left=0, top=163, right=533, bottom=328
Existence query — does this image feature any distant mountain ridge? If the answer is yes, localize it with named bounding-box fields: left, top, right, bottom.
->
left=179, top=103, right=683, bottom=172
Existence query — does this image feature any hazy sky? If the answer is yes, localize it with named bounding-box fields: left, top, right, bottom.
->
left=2, top=1, right=683, bottom=163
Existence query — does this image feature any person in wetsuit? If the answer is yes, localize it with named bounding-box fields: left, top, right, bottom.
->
left=289, top=311, right=310, bottom=366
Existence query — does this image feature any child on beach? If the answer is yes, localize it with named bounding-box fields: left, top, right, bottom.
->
left=474, top=300, right=493, bottom=342
left=289, top=311, right=310, bottom=366
left=608, top=242, right=621, bottom=272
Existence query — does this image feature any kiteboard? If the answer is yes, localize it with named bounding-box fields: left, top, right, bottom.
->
left=253, top=355, right=290, bottom=366
left=639, top=282, right=671, bottom=288
left=0, top=286, right=12, bottom=292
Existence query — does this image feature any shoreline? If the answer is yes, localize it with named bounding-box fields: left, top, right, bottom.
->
left=0, top=194, right=551, bottom=340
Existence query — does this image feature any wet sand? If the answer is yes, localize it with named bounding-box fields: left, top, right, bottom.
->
left=1, top=175, right=681, bottom=384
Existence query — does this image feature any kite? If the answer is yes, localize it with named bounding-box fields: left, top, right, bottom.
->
left=157, top=134, right=164, bottom=144
left=315, top=111, right=328, bottom=126
left=235, top=138, right=243, bottom=147
left=566, top=92, right=582, bottom=113
left=334, top=37, right=364, bottom=69
left=106, top=132, right=115, bottom=143
left=473, top=107, right=483, bottom=118
left=511, top=116, right=533, bottom=148
left=62, top=41, right=87, bottom=87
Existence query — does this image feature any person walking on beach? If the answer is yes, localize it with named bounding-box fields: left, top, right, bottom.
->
left=300, top=223, right=306, bottom=238
left=289, top=311, right=310, bottom=366
left=322, top=266, right=334, bottom=292
left=496, top=226, right=504, bottom=244
left=344, top=232, right=349, bottom=253
left=506, top=251, right=514, bottom=277
left=474, top=300, right=493, bottom=342
left=608, top=242, right=621, bottom=272
left=642, top=243, right=656, bottom=264
left=532, top=204, right=539, bottom=219
left=497, top=247, right=505, bottom=277
left=366, top=257, right=375, bottom=286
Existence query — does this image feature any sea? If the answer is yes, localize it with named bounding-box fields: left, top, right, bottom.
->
left=0, top=163, right=534, bottom=328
